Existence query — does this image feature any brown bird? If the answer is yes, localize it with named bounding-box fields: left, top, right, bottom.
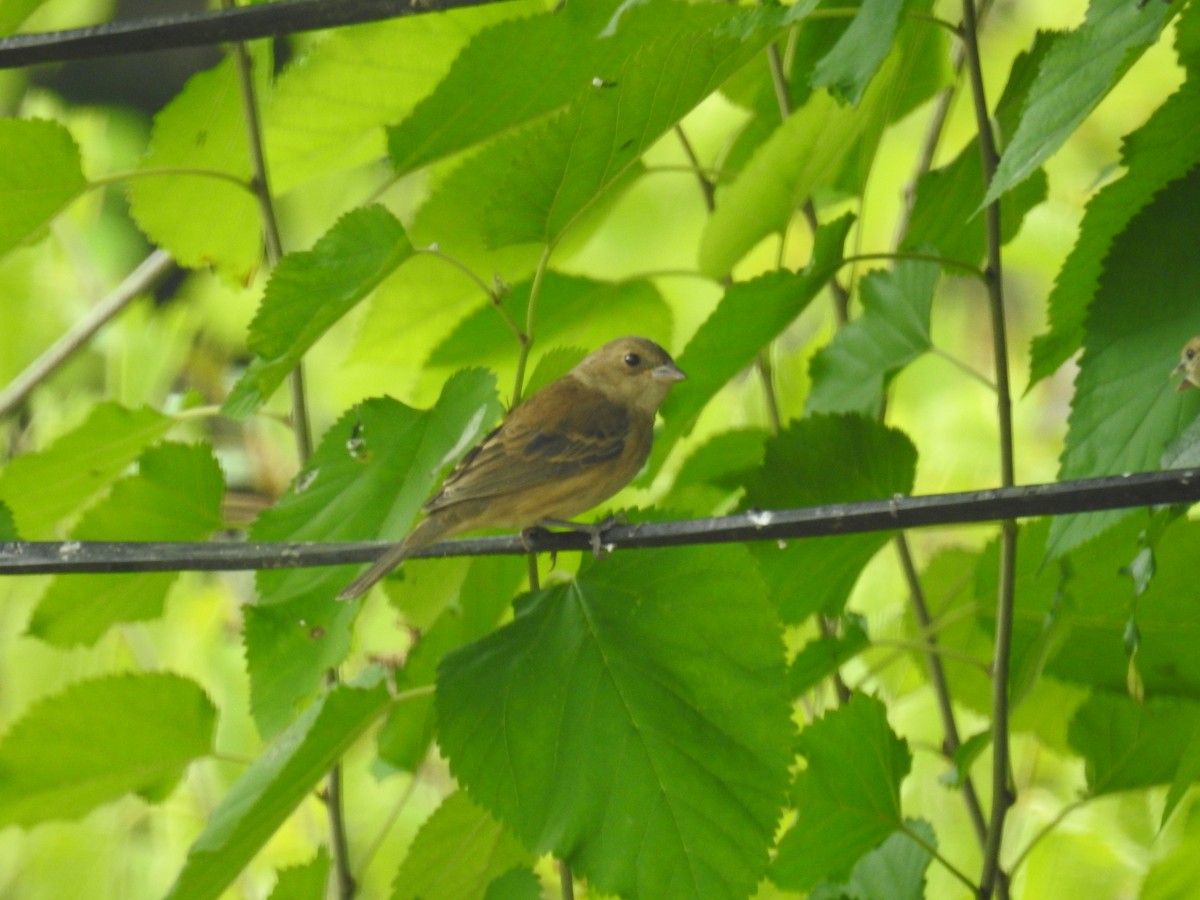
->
left=338, top=336, right=686, bottom=600
left=1174, top=336, right=1200, bottom=392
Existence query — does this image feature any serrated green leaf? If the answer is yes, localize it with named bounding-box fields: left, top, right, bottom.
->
left=0, top=673, right=215, bottom=827
left=746, top=415, right=917, bottom=622
left=266, top=850, right=330, bottom=900
left=127, top=57, right=261, bottom=281
left=437, top=545, right=791, bottom=900
left=1068, top=691, right=1200, bottom=796
left=164, top=675, right=391, bottom=900
left=1029, top=75, right=1200, bottom=386
left=245, top=370, right=500, bottom=736
left=428, top=273, right=671, bottom=375
left=1047, top=166, right=1200, bottom=557
left=809, top=818, right=935, bottom=900
left=224, top=205, right=414, bottom=417
left=0, top=402, right=171, bottom=538
left=28, top=442, right=225, bottom=646
left=0, top=118, right=87, bottom=258
left=807, top=260, right=938, bottom=416
left=790, top=614, right=870, bottom=697
left=984, top=0, right=1177, bottom=206
left=772, top=693, right=911, bottom=890
left=651, top=216, right=852, bottom=475
left=390, top=792, right=533, bottom=900
left=811, top=0, right=907, bottom=105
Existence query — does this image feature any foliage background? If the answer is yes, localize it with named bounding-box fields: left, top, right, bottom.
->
left=0, top=0, right=1198, bottom=898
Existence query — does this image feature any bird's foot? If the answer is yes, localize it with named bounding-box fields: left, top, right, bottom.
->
left=539, top=514, right=628, bottom=559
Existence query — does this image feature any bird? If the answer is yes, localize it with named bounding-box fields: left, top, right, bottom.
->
left=337, top=336, right=686, bottom=601
left=1174, top=336, right=1200, bottom=391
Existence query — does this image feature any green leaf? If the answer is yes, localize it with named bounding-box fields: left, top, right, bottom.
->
left=807, top=260, right=939, bottom=416
left=0, top=501, right=17, bottom=540
left=0, top=673, right=215, bottom=827
left=0, top=0, right=49, bottom=35
left=746, top=415, right=917, bottom=622
left=651, top=216, right=853, bottom=474
left=809, top=819, right=935, bottom=900
left=811, top=0, right=908, bottom=105
left=266, top=850, right=330, bottom=900
left=27, top=442, right=224, bottom=646
left=1162, top=719, right=1200, bottom=829
left=1029, top=75, right=1200, bottom=385
left=1068, top=691, right=1200, bottom=796
left=428, top=273, right=671, bottom=375
left=0, top=402, right=171, bottom=538
left=437, top=545, right=792, bottom=900
left=245, top=370, right=501, bottom=736
left=224, top=205, right=415, bottom=416
left=0, top=118, right=87, bottom=258
left=941, top=730, right=992, bottom=790
left=1047, top=166, right=1200, bottom=557
left=390, top=792, right=533, bottom=900
left=772, top=693, right=912, bottom=890
left=482, top=868, right=541, bottom=900
left=1163, top=413, right=1200, bottom=469
left=790, top=613, right=870, bottom=697
left=984, top=0, right=1177, bottom=205
left=164, top=675, right=391, bottom=900
left=127, top=57, right=261, bottom=281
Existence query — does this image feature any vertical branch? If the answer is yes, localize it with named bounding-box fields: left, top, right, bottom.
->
left=511, top=244, right=552, bottom=406
left=958, top=1, right=1017, bottom=896
left=227, top=16, right=348, bottom=898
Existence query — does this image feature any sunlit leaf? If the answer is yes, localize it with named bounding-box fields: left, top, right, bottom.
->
left=0, top=119, right=87, bottom=258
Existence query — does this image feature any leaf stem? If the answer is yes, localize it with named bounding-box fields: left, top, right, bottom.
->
left=91, top=166, right=254, bottom=192
left=512, top=244, right=552, bottom=406
left=958, top=0, right=1016, bottom=896
left=417, top=245, right=524, bottom=343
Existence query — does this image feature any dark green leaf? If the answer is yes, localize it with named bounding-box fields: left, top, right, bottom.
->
left=266, top=850, right=330, bottom=900
left=482, top=868, right=542, bottom=900
left=652, top=216, right=853, bottom=475
left=790, top=613, right=870, bottom=697
left=0, top=673, right=215, bottom=827
left=0, top=403, right=171, bottom=538
left=940, top=730, right=991, bottom=789
left=0, top=118, right=87, bottom=258
left=164, top=675, right=392, bottom=900
left=245, top=370, right=501, bottom=736
left=772, top=693, right=911, bottom=890
left=29, top=443, right=225, bottom=646
left=811, top=0, right=907, bottom=105
left=985, top=0, right=1178, bottom=205
left=438, top=545, right=791, bottom=900
left=224, top=205, right=415, bottom=417
left=1047, top=166, right=1200, bottom=557
left=390, top=792, right=533, bottom=900
left=809, top=819, right=936, bottom=900
left=807, top=260, right=939, bottom=416
left=0, top=501, right=17, bottom=540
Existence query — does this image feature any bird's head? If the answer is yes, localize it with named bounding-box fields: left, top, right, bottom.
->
left=572, top=336, right=686, bottom=414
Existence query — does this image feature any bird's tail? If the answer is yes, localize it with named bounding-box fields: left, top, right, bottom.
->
left=337, top=515, right=452, bottom=601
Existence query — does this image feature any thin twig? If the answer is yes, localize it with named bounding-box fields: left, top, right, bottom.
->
left=0, top=250, right=175, bottom=418
left=958, top=0, right=1016, bottom=895
left=511, top=245, right=551, bottom=406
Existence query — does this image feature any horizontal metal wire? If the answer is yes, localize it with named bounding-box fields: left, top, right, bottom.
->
left=2, top=468, right=1197, bottom=575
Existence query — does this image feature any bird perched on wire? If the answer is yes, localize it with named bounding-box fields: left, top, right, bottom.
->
left=338, top=336, right=686, bottom=601
left=1174, top=336, right=1200, bottom=391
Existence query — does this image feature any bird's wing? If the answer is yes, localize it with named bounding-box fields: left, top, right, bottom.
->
left=423, top=380, right=630, bottom=513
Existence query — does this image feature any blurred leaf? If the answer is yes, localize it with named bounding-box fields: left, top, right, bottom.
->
left=1030, top=75, right=1200, bottom=385
left=1143, top=801, right=1200, bottom=898
left=0, top=673, right=215, bottom=827
left=811, top=0, right=908, bottom=105
left=224, top=205, right=415, bottom=417
left=482, top=869, right=541, bottom=900
left=0, top=119, right=87, bottom=258
left=428, top=273, right=671, bottom=374
left=437, top=545, right=791, bottom=900
left=902, top=33, right=1054, bottom=268
left=1162, top=719, right=1200, bottom=829
left=809, top=818, right=935, bottom=900
left=1069, top=691, right=1200, bottom=795
left=0, top=403, right=171, bottom=539
left=390, top=792, right=533, bottom=900
left=652, top=215, right=853, bottom=474
left=790, top=613, right=870, bottom=697
left=1047, top=166, right=1200, bottom=557
left=266, top=850, right=330, bottom=900
left=164, top=674, right=391, bottom=900
left=807, top=259, right=939, bottom=416
left=245, top=371, right=501, bottom=736
left=522, top=346, right=585, bottom=397
left=772, top=693, right=911, bottom=890
left=127, top=57, right=261, bottom=281
left=984, top=0, right=1178, bottom=206
left=28, top=442, right=225, bottom=646
left=1162, top=413, right=1200, bottom=469
left=746, top=415, right=917, bottom=622
left=670, top=429, right=768, bottom=494
left=0, top=501, right=17, bottom=540
left=0, top=0, right=48, bottom=34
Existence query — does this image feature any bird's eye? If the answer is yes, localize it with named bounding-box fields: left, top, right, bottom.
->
left=623, top=353, right=641, bottom=368
left=1188, top=348, right=1197, bottom=360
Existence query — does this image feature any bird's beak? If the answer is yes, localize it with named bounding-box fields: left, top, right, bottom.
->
left=652, top=361, right=687, bottom=383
